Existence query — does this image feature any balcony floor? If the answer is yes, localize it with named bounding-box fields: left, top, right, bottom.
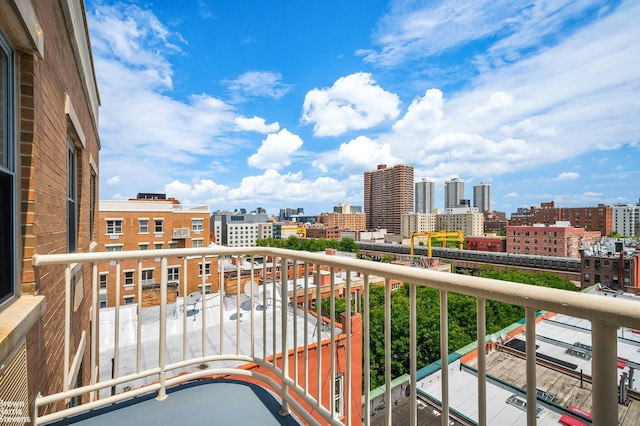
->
left=49, top=379, right=301, bottom=426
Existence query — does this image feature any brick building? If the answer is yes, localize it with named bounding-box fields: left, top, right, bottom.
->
left=98, top=197, right=216, bottom=307
left=507, top=222, right=601, bottom=258
left=466, top=236, right=506, bottom=252
left=364, top=164, right=414, bottom=235
left=580, top=241, right=640, bottom=290
left=484, top=210, right=507, bottom=234
left=305, top=226, right=343, bottom=239
left=509, top=201, right=612, bottom=236
left=325, top=211, right=366, bottom=230
left=0, top=0, right=100, bottom=418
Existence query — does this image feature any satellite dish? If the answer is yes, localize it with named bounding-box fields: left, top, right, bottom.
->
left=490, top=334, right=497, bottom=343
left=244, top=281, right=259, bottom=298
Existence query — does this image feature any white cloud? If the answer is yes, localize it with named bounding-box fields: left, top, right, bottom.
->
left=504, top=192, right=519, bottom=198
left=107, top=176, right=120, bottom=185
left=392, top=89, right=446, bottom=139
left=555, top=172, right=580, bottom=181
left=468, top=91, right=514, bottom=119
left=301, top=73, right=401, bottom=137
left=235, top=116, right=280, bottom=133
left=247, top=129, right=303, bottom=169
left=164, top=179, right=230, bottom=205
left=224, top=71, right=294, bottom=99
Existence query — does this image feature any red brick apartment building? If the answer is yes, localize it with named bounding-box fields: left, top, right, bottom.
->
left=466, top=236, right=506, bottom=252
left=305, top=226, right=343, bottom=239
left=0, top=0, right=100, bottom=419
left=98, top=197, right=215, bottom=307
left=509, top=201, right=613, bottom=236
left=507, top=223, right=601, bottom=258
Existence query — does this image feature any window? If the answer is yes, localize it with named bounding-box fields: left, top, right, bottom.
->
left=106, top=219, right=122, bottom=234
left=169, top=241, right=178, bottom=249
left=123, top=296, right=135, bottom=305
left=154, top=243, right=163, bottom=250
left=141, top=270, right=154, bottom=286
left=89, top=172, right=96, bottom=241
left=67, top=141, right=78, bottom=252
left=334, top=374, right=344, bottom=417
left=584, top=273, right=590, bottom=282
left=192, top=239, right=204, bottom=248
left=167, top=267, right=180, bottom=283
left=99, top=273, right=108, bottom=289
left=154, top=219, right=163, bottom=233
left=199, top=262, right=211, bottom=277
left=139, top=243, right=149, bottom=250
left=198, top=284, right=212, bottom=294
left=192, top=219, right=203, bottom=231
left=139, top=219, right=149, bottom=233
left=124, top=271, right=134, bottom=290
left=0, top=34, right=15, bottom=304
left=105, top=245, right=123, bottom=252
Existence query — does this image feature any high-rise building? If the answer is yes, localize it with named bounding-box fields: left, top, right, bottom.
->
left=415, top=178, right=435, bottom=213
left=444, top=178, right=464, bottom=209
left=473, top=182, right=491, bottom=212
left=612, top=203, right=640, bottom=237
left=364, top=164, right=414, bottom=235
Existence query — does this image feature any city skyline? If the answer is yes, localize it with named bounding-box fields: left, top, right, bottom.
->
left=88, top=0, right=639, bottom=216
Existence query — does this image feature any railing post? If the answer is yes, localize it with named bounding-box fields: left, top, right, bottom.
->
left=476, top=298, right=486, bottom=426
left=440, top=290, right=449, bottom=426
left=410, top=283, right=417, bottom=426
left=280, top=257, right=290, bottom=416
left=156, top=257, right=168, bottom=401
left=385, top=278, right=392, bottom=425
left=592, top=320, right=618, bottom=425
left=525, top=308, right=537, bottom=426
left=64, top=264, right=71, bottom=396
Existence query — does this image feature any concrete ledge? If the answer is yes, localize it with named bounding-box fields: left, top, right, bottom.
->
left=0, top=295, right=46, bottom=362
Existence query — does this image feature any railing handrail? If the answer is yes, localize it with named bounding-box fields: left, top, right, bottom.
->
left=34, top=246, right=640, bottom=329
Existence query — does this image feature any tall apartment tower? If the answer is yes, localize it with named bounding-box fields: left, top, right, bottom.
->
left=444, top=178, right=465, bottom=209
left=364, top=164, right=414, bottom=235
left=473, top=182, right=491, bottom=212
left=415, top=178, right=435, bottom=213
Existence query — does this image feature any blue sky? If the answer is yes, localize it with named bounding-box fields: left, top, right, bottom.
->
left=87, top=0, right=639, bottom=216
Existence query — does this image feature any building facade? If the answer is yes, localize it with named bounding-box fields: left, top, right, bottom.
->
left=0, top=0, right=100, bottom=417
left=581, top=242, right=640, bottom=290
left=364, top=164, right=414, bottom=235
left=99, top=198, right=216, bottom=306
left=466, top=236, right=506, bottom=252
left=415, top=178, right=435, bottom=214
left=473, top=182, right=491, bottom=212
left=211, top=210, right=272, bottom=247
left=325, top=212, right=366, bottom=230
left=436, top=210, right=484, bottom=237
left=444, top=177, right=464, bottom=209
left=612, top=203, right=640, bottom=237
left=506, top=222, right=601, bottom=258
left=509, top=201, right=613, bottom=236
left=401, top=213, right=437, bottom=237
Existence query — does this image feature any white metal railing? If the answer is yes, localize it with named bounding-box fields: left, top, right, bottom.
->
left=32, top=246, right=640, bottom=426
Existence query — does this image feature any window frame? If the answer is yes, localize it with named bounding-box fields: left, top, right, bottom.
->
left=192, top=218, right=204, bottom=231
left=67, top=140, right=78, bottom=253
left=139, top=219, right=149, bottom=234
left=105, top=219, right=123, bottom=235
left=0, top=32, right=15, bottom=306
left=154, top=219, right=163, bottom=233
left=167, top=266, right=180, bottom=283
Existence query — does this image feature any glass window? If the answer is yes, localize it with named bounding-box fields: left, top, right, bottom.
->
left=139, top=243, right=148, bottom=250
left=139, top=219, right=148, bottom=233
left=192, top=219, right=203, bottom=231
left=141, top=270, right=154, bottom=286
left=99, top=273, right=108, bottom=289
left=167, top=267, right=180, bottom=282
left=192, top=239, right=204, bottom=248
left=199, top=262, right=211, bottom=277
left=106, top=220, right=122, bottom=234
left=124, top=271, right=134, bottom=286
left=334, top=374, right=344, bottom=417
left=169, top=241, right=178, bottom=249
left=154, top=219, right=163, bottom=233
left=154, top=243, right=163, bottom=250
left=123, top=296, right=135, bottom=305
left=67, top=142, right=77, bottom=252
left=106, top=245, right=123, bottom=252
left=89, top=172, right=96, bottom=240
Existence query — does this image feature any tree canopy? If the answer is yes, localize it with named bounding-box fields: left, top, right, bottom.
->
left=256, top=236, right=359, bottom=253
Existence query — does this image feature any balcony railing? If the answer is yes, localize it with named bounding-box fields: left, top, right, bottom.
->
left=172, top=228, right=191, bottom=239
left=32, top=246, right=640, bottom=425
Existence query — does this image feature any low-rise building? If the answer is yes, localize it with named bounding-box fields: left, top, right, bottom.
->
left=211, top=210, right=272, bottom=247
left=507, top=222, right=601, bottom=258
left=98, top=197, right=215, bottom=306
left=580, top=239, right=640, bottom=290
left=437, top=209, right=484, bottom=237
left=401, top=213, right=437, bottom=237
left=466, top=236, right=506, bottom=252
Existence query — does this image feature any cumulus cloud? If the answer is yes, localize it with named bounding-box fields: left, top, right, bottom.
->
left=301, top=73, right=401, bottom=137
left=468, top=91, right=514, bottom=119
left=247, top=129, right=303, bottom=169
left=504, top=192, right=519, bottom=198
left=392, top=89, right=446, bottom=138
left=555, top=172, right=580, bottom=181
left=107, top=176, right=121, bottom=185
left=224, top=71, right=294, bottom=99
left=235, top=116, right=280, bottom=133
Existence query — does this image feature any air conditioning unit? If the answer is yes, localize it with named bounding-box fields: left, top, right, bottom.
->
left=172, top=228, right=190, bottom=239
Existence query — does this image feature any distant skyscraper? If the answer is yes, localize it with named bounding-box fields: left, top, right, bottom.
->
left=415, top=178, right=435, bottom=213
left=444, top=178, right=464, bottom=209
left=473, top=182, right=491, bottom=212
left=364, top=164, right=414, bottom=235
